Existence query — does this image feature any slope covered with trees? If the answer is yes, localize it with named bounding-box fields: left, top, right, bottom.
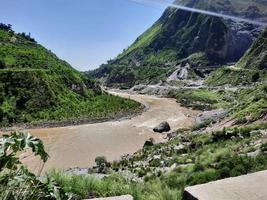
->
left=0, top=23, right=141, bottom=127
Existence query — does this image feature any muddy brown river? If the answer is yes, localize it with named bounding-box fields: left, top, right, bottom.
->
left=19, top=91, right=198, bottom=174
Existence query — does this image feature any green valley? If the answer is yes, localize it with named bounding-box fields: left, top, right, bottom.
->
left=1, top=0, right=267, bottom=200
left=0, top=23, right=141, bottom=127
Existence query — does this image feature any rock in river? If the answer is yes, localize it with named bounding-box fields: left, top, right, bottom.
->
left=153, top=121, right=171, bottom=133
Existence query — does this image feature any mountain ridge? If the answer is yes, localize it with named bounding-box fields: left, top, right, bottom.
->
left=89, top=1, right=264, bottom=88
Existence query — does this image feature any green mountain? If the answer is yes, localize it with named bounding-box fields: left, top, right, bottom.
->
left=206, top=28, right=267, bottom=86
left=89, top=1, right=264, bottom=88
left=0, top=23, right=140, bottom=126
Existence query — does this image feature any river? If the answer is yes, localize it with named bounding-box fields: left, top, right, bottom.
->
left=20, top=91, right=198, bottom=174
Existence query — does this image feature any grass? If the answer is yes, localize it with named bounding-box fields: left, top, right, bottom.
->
left=168, top=83, right=267, bottom=123
left=232, top=84, right=267, bottom=123
left=117, top=23, right=162, bottom=59
left=49, top=123, right=267, bottom=200
left=205, top=67, right=266, bottom=86
left=168, top=88, right=231, bottom=110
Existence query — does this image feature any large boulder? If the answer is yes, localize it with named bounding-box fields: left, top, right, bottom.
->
left=153, top=121, right=171, bottom=133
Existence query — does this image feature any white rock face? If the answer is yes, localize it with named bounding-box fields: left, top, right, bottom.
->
left=167, top=63, right=190, bottom=82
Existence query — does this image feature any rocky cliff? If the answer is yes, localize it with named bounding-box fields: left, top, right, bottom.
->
left=89, top=0, right=265, bottom=87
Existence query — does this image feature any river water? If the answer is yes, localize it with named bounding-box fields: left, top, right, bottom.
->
left=20, top=91, right=198, bottom=174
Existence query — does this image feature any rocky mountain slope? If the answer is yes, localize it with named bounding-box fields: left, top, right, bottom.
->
left=0, top=23, right=141, bottom=126
left=89, top=0, right=265, bottom=88
left=206, top=28, right=267, bottom=86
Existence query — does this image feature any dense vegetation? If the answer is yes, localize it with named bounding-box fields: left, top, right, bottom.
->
left=50, top=123, right=267, bottom=200
left=167, top=82, right=267, bottom=125
left=0, top=23, right=141, bottom=127
left=0, top=132, right=68, bottom=200
left=168, top=88, right=232, bottom=111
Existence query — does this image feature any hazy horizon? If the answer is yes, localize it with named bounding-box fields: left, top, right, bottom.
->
left=0, top=0, right=166, bottom=71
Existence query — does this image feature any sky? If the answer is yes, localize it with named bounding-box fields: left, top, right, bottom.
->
left=0, top=0, right=166, bottom=71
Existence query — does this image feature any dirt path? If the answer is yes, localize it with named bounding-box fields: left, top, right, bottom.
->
left=21, top=91, right=198, bottom=173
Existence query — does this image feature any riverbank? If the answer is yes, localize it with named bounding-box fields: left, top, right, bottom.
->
left=0, top=105, right=145, bottom=132
left=21, top=91, right=199, bottom=173
left=0, top=90, right=147, bottom=132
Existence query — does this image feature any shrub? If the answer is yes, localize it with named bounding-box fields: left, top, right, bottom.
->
left=95, top=156, right=108, bottom=166
left=261, top=143, right=267, bottom=152
left=0, top=132, right=66, bottom=199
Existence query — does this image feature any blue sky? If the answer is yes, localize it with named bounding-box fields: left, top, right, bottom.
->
left=0, top=0, right=166, bottom=71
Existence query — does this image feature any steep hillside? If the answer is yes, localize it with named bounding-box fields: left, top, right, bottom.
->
left=206, top=28, right=267, bottom=86
left=0, top=23, right=141, bottom=126
left=176, top=0, right=267, bottom=15
left=89, top=0, right=264, bottom=88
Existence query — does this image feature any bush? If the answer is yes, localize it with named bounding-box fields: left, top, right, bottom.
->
left=261, top=143, right=267, bottom=152
left=95, top=156, right=108, bottom=166
left=193, top=162, right=205, bottom=172
left=0, top=132, right=66, bottom=199
left=186, top=170, right=219, bottom=185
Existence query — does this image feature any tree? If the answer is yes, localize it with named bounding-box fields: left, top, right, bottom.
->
left=251, top=72, right=260, bottom=82
left=0, top=23, right=13, bottom=32
left=95, top=156, right=107, bottom=167
left=95, top=156, right=108, bottom=173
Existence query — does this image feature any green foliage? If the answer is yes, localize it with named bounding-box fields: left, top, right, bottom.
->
left=206, top=29, right=267, bottom=87
left=51, top=124, right=267, bottom=200
left=206, top=66, right=267, bottom=86
left=118, top=23, right=162, bottom=58
left=95, top=156, right=108, bottom=166
left=168, top=88, right=229, bottom=110
left=232, top=84, right=267, bottom=123
left=0, top=132, right=66, bottom=200
left=0, top=23, right=141, bottom=126
left=0, top=132, right=48, bottom=170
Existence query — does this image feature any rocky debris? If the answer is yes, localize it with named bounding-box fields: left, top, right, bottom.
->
left=247, top=149, right=261, bottom=157
left=174, top=144, right=186, bottom=153
left=167, top=63, right=192, bottom=82
left=130, top=84, right=175, bottom=96
left=153, top=121, right=171, bottom=133
left=66, top=167, right=88, bottom=175
left=196, top=109, right=229, bottom=124
left=166, top=131, right=177, bottom=140
left=130, top=84, right=147, bottom=92
left=167, top=67, right=181, bottom=82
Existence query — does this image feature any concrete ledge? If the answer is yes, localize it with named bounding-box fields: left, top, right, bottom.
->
left=183, top=170, right=267, bottom=200
left=87, top=195, right=133, bottom=200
